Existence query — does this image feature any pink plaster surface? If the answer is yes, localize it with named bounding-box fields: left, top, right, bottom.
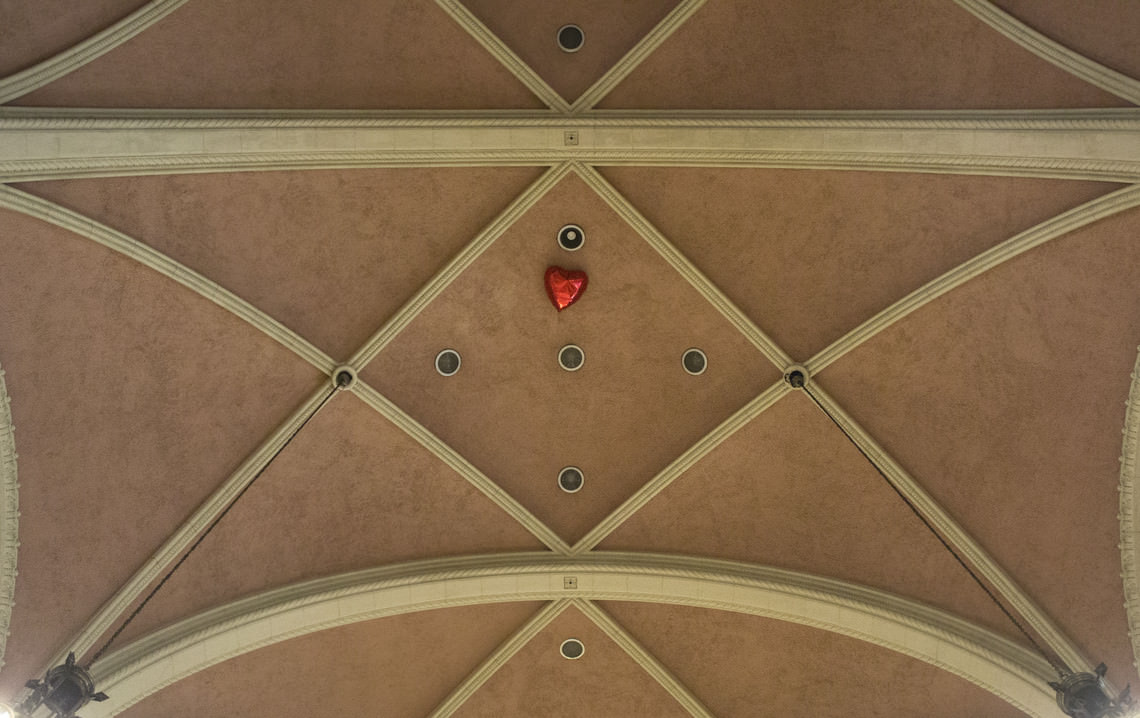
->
left=0, top=0, right=148, bottom=77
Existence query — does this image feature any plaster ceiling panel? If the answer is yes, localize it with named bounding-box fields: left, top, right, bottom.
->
left=109, top=391, right=546, bottom=645
left=453, top=604, right=692, bottom=718
left=460, top=0, right=679, bottom=103
left=0, top=0, right=148, bottom=76
left=820, top=205, right=1140, bottom=689
left=361, top=173, right=778, bottom=545
left=601, top=391, right=1021, bottom=641
left=119, top=602, right=545, bottom=718
left=0, top=208, right=321, bottom=697
left=12, top=0, right=544, bottom=108
left=991, top=0, right=1140, bottom=80
left=600, top=601, right=1029, bottom=718
left=20, top=167, right=545, bottom=360
left=600, top=167, right=1119, bottom=361
left=598, top=0, right=1128, bottom=109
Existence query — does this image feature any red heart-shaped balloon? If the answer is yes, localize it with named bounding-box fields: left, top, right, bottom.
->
left=544, top=266, right=588, bottom=311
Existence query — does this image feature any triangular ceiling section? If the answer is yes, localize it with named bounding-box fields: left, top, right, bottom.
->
left=452, top=604, right=692, bottom=718
left=0, top=207, right=321, bottom=696
left=11, top=0, right=545, bottom=108
left=599, top=0, right=1129, bottom=109
left=600, top=602, right=1030, bottom=718
left=361, top=173, right=778, bottom=544
left=601, top=390, right=1025, bottom=642
left=118, top=602, right=546, bottom=718
left=460, top=0, right=681, bottom=104
left=106, top=391, right=546, bottom=644
left=991, top=0, right=1140, bottom=80
left=0, top=0, right=148, bottom=76
left=820, top=205, right=1140, bottom=690
left=600, top=167, right=1121, bottom=360
left=20, top=167, right=545, bottom=360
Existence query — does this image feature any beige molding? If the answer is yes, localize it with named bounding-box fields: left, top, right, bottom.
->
left=4, top=111, right=1140, bottom=182
left=0, top=0, right=188, bottom=105
left=573, top=380, right=788, bottom=553
left=807, top=184, right=1140, bottom=374
left=432, top=0, right=569, bottom=112
left=573, top=163, right=792, bottom=368
left=351, top=382, right=571, bottom=555
left=0, top=366, right=17, bottom=669
left=569, top=0, right=708, bottom=113
left=953, top=0, right=1140, bottom=106
left=575, top=599, right=716, bottom=718
left=82, top=552, right=1059, bottom=718
left=1119, top=346, right=1140, bottom=672
left=803, top=383, right=1100, bottom=687
left=0, top=185, right=336, bottom=374
left=427, top=600, right=571, bottom=718
left=34, top=384, right=339, bottom=687
left=350, top=162, right=571, bottom=369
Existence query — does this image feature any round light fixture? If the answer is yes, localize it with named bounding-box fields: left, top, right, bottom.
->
left=558, top=466, right=584, bottom=493
left=557, top=224, right=585, bottom=251
left=558, top=344, right=584, bottom=372
left=557, top=24, right=585, bottom=53
left=682, top=348, right=707, bottom=375
left=560, top=638, right=585, bottom=659
left=435, top=349, right=461, bottom=377
left=332, top=366, right=357, bottom=390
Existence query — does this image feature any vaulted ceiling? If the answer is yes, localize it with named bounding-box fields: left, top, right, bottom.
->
left=1, top=2, right=1139, bottom=717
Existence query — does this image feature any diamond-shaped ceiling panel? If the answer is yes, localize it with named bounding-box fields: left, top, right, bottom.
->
left=0, top=0, right=148, bottom=76
left=990, top=0, right=1140, bottom=79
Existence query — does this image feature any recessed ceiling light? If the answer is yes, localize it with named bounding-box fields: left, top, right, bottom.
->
left=435, top=349, right=461, bottom=377
left=558, top=224, right=585, bottom=251
left=558, top=466, right=584, bottom=493
left=557, top=24, right=585, bottom=53
left=558, top=344, right=584, bottom=372
left=682, top=348, right=707, bottom=376
left=560, top=638, right=585, bottom=659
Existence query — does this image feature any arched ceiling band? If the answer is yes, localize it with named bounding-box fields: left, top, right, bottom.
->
left=1119, top=346, right=1140, bottom=673
left=82, top=553, right=1059, bottom=718
left=0, top=364, right=17, bottom=672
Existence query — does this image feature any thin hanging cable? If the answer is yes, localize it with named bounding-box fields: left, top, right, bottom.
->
left=797, top=378, right=1068, bottom=677
left=86, top=382, right=341, bottom=667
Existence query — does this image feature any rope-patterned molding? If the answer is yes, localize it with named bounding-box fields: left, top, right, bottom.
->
left=0, top=186, right=335, bottom=373
left=433, top=0, right=569, bottom=113
left=808, top=184, right=1140, bottom=374
left=83, top=552, right=1058, bottom=718
left=428, top=600, right=571, bottom=718
left=575, top=599, right=716, bottom=718
left=574, top=380, right=788, bottom=553
left=569, top=0, right=708, bottom=113
left=803, top=383, right=1099, bottom=687
left=0, top=365, right=18, bottom=669
left=573, top=163, right=792, bottom=368
left=0, top=0, right=188, bottom=105
left=33, top=383, right=338, bottom=689
left=350, top=162, right=571, bottom=369
left=1119, top=346, right=1140, bottom=672
left=351, top=381, right=570, bottom=555
left=954, top=0, right=1140, bottom=107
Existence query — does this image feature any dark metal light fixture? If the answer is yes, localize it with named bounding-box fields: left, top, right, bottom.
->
left=14, top=653, right=107, bottom=718
left=1050, top=664, right=1134, bottom=718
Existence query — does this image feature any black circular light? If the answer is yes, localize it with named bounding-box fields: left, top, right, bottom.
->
left=558, top=466, right=584, bottom=493
left=560, top=638, right=585, bottom=659
left=558, top=224, right=585, bottom=251
left=682, top=348, right=707, bottom=376
left=557, top=24, right=585, bottom=53
left=436, top=349, right=461, bottom=377
left=558, top=344, right=584, bottom=372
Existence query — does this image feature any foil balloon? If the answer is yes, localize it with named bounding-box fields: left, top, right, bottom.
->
left=544, top=266, right=588, bottom=311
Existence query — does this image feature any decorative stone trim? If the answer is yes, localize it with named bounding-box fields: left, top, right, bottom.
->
left=349, top=163, right=572, bottom=369
left=428, top=600, right=572, bottom=717
left=953, top=0, right=1140, bottom=106
left=352, top=382, right=570, bottom=555
left=1118, top=347, right=1140, bottom=672
left=0, top=185, right=336, bottom=374
left=803, top=384, right=1101, bottom=688
left=569, top=0, right=708, bottom=113
left=82, top=553, right=1059, bottom=718
left=573, top=163, right=792, bottom=369
left=575, top=599, right=716, bottom=717
left=574, top=380, right=789, bottom=553
left=432, top=0, right=570, bottom=112
left=807, top=184, right=1140, bottom=374
left=0, top=0, right=188, bottom=105
left=0, top=365, right=18, bottom=670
